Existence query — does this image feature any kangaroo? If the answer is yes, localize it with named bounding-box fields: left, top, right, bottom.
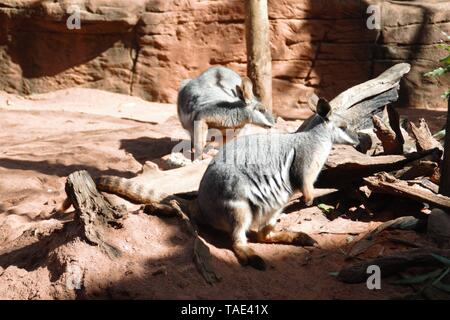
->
left=177, top=66, right=275, bottom=159
left=196, top=98, right=357, bottom=270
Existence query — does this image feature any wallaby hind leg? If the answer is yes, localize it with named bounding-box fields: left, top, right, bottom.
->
left=257, top=213, right=317, bottom=247
left=301, top=181, right=315, bottom=206
left=230, top=203, right=266, bottom=270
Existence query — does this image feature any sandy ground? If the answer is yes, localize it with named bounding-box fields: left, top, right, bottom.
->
left=0, top=89, right=447, bottom=299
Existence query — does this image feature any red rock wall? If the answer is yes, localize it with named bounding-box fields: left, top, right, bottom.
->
left=0, top=0, right=449, bottom=118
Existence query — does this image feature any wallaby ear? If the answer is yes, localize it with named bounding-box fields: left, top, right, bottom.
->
left=237, top=77, right=254, bottom=104
left=316, top=98, right=332, bottom=119
left=307, top=93, right=320, bottom=113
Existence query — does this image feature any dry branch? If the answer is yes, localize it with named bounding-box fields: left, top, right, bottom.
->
left=410, top=118, right=443, bottom=152
left=394, top=160, right=438, bottom=180
left=363, top=171, right=450, bottom=210
left=316, top=146, right=441, bottom=188
left=65, top=170, right=126, bottom=258
left=417, top=178, right=440, bottom=194
left=387, top=105, right=405, bottom=146
left=372, top=114, right=403, bottom=155
left=347, top=216, right=423, bottom=258
left=299, top=64, right=410, bottom=134
left=338, top=248, right=450, bottom=283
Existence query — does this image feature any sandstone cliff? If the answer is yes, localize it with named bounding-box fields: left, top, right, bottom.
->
left=0, top=0, right=449, bottom=117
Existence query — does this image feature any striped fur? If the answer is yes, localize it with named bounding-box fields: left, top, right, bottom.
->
left=96, top=176, right=156, bottom=204
left=197, top=98, right=357, bottom=269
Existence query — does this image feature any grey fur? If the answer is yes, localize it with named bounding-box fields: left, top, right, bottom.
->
left=177, top=66, right=275, bottom=154
left=196, top=101, right=357, bottom=268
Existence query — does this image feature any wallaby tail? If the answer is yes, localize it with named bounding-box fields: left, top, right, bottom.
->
left=96, top=175, right=202, bottom=220
left=96, top=176, right=156, bottom=204
left=154, top=193, right=202, bottom=222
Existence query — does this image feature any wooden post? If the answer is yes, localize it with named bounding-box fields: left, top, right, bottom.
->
left=440, top=96, right=450, bottom=196
left=245, top=0, right=272, bottom=110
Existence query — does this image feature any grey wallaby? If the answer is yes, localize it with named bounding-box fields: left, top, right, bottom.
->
left=177, top=66, right=275, bottom=159
left=196, top=97, right=357, bottom=270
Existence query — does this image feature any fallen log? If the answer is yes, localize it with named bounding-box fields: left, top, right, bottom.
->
left=332, top=63, right=410, bottom=112
left=337, top=248, right=450, bottom=283
left=346, top=87, right=401, bottom=133
left=298, top=63, right=410, bottom=134
left=363, top=171, right=450, bottom=210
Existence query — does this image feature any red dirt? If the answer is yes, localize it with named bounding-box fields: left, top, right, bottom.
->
left=0, top=90, right=446, bottom=299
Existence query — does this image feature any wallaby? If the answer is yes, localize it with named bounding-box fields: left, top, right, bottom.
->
left=177, top=66, right=275, bottom=159
left=196, top=98, right=357, bottom=270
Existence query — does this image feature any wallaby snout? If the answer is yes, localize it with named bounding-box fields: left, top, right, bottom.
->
left=249, top=107, right=275, bottom=128
left=333, top=125, right=359, bottom=145
left=238, top=76, right=275, bottom=129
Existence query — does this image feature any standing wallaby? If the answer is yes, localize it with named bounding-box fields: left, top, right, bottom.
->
left=177, top=66, right=275, bottom=159
left=196, top=98, right=357, bottom=270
